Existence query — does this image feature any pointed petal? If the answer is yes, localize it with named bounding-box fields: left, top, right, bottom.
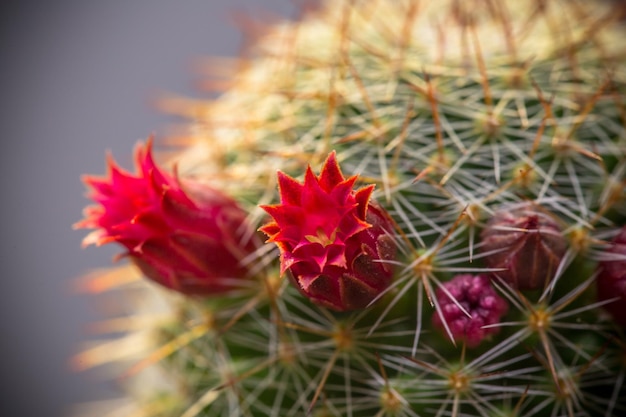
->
left=303, top=165, right=319, bottom=190
left=301, top=169, right=335, bottom=213
left=138, top=137, right=171, bottom=187
left=354, top=184, right=375, bottom=220
left=135, top=138, right=152, bottom=175
left=108, top=161, right=134, bottom=188
left=261, top=205, right=304, bottom=230
left=318, top=151, right=344, bottom=192
left=330, top=176, right=358, bottom=204
left=258, top=221, right=280, bottom=240
left=277, top=171, right=303, bottom=205
left=105, top=151, right=132, bottom=180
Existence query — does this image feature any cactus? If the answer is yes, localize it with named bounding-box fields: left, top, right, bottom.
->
left=74, top=0, right=626, bottom=416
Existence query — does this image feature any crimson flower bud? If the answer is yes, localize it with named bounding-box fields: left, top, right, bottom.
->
left=259, top=152, right=396, bottom=311
left=480, top=203, right=567, bottom=291
left=432, top=274, right=508, bottom=347
left=596, top=227, right=626, bottom=327
left=75, top=137, right=259, bottom=296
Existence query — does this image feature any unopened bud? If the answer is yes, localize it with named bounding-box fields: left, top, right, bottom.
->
left=480, top=203, right=567, bottom=290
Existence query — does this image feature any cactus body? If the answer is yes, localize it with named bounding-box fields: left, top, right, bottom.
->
left=76, top=1, right=626, bottom=416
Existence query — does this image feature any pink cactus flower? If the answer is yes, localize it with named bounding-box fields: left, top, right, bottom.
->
left=596, top=227, right=626, bottom=327
left=432, top=274, right=509, bottom=347
left=259, top=152, right=396, bottom=311
left=75, top=137, right=259, bottom=296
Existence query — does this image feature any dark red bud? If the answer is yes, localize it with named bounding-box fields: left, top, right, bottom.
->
left=480, top=203, right=567, bottom=291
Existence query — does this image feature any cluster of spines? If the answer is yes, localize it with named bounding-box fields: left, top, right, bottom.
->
left=75, top=0, right=626, bottom=416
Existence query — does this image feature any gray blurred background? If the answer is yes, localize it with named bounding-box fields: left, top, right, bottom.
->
left=0, top=1, right=301, bottom=416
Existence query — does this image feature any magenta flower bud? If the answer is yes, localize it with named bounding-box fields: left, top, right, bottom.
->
left=480, top=203, right=567, bottom=291
left=432, top=274, right=508, bottom=347
left=596, top=227, right=626, bottom=327
left=260, top=152, right=396, bottom=311
left=75, top=137, right=259, bottom=296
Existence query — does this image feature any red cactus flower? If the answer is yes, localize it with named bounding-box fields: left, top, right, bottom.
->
left=480, top=203, right=567, bottom=291
left=432, top=274, right=509, bottom=347
left=259, top=152, right=396, bottom=311
left=75, top=137, right=259, bottom=296
left=596, top=227, right=626, bottom=327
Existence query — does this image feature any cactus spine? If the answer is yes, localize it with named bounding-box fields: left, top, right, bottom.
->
left=76, top=0, right=626, bottom=416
